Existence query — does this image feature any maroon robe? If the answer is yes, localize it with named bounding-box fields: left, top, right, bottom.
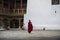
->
left=28, top=20, right=33, bottom=33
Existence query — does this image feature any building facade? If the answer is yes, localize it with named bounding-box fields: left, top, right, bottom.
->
left=0, top=0, right=27, bottom=29
left=24, top=0, right=60, bottom=30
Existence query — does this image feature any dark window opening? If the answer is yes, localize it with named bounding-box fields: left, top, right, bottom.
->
left=4, top=0, right=8, bottom=3
left=4, top=3, right=8, bottom=8
left=22, top=0, right=27, bottom=4
left=16, top=0, right=21, bottom=9
left=10, top=0, right=14, bottom=9
left=16, top=2, right=20, bottom=9
left=52, top=0, right=60, bottom=5
left=0, top=0, right=2, bottom=4
left=16, top=0, right=20, bottom=2
left=22, top=0, right=27, bottom=8
left=3, top=0, right=8, bottom=8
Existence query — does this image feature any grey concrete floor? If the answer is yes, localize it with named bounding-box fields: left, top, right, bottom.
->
left=0, top=30, right=60, bottom=40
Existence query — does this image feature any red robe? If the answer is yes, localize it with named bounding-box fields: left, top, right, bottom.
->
left=28, top=21, right=33, bottom=33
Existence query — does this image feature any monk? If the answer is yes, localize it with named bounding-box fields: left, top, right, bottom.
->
left=28, top=20, right=33, bottom=33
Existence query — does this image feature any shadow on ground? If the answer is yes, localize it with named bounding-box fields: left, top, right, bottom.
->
left=0, top=36, right=60, bottom=40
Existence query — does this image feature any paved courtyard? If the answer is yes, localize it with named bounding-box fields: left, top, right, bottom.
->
left=0, top=30, right=60, bottom=40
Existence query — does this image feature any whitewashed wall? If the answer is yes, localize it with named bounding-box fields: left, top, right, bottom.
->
left=24, top=0, right=60, bottom=30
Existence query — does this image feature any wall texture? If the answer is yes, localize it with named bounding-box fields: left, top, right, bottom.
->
left=24, top=0, right=60, bottom=30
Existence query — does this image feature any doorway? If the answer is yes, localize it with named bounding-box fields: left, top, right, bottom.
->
left=10, top=19, right=19, bottom=28
left=2, top=18, right=8, bottom=29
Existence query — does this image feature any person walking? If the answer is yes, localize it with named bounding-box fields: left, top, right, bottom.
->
left=28, top=20, right=33, bottom=33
